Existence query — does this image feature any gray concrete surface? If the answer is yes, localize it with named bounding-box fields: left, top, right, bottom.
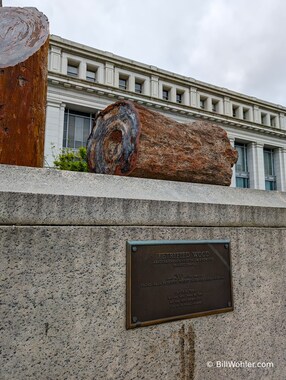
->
left=0, top=165, right=286, bottom=227
left=1, top=164, right=285, bottom=206
left=1, top=165, right=285, bottom=380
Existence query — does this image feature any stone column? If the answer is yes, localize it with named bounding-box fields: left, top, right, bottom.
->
left=142, top=78, right=150, bottom=96
left=253, top=106, right=260, bottom=123
left=224, top=97, right=231, bottom=116
left=129, top=74, right=135, bottom=92
left=248, top=142, right=265, bottom=189
left=61, top=54, right=67, bottom=74
left=237, top=106, right=243, bottom=120
left=151, top=76, right=159, bottom=98
left=105, top=63, right=114, bottom=86
left=190, top=87, right=197, bottom=107
left=44, top=101, right=66, bottom=167
left=206, top=97, right=212, bottom=112
left=97, top=65, right=104, bottom=84
left=228, top=136, right=236, bottom=187
left=274, top=148, right=286, bottom=191
left=49, top=46, right=61, bottom=73
left=170, top=87, right=176, bottom=103
left=248, top=107, right=254, bottom=122
left=181, top=90, right=189, bottom=106
left=279, top=113, right=285, bottom=130
left=265, top=113, right=271, bottom=126
left=78, top=61, right=86, bottom=80
left=217, top=100, right=224, bottom=114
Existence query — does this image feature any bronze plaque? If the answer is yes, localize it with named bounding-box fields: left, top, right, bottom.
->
left=126, top=240, right=233, bottom=329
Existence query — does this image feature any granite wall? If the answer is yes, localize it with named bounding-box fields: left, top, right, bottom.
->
left=1, top=165, right=285, bottom=380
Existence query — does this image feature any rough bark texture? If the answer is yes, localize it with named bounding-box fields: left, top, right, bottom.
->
left=87, top=101, right=238, bottom=186
left=0, top=7, right=49, bottom=167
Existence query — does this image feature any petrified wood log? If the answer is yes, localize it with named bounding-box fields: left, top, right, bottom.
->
left=87, top=101, right=238, bottom=186
left=0, top=7, right=49, bottom=167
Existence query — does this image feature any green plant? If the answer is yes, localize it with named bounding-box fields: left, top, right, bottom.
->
left=53, top=147, right=88, bottom=172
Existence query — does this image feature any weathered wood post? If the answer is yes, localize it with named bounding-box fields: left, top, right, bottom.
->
left=87, top=100, right=238, bottom=186
left=0, top=7, right=49, bottom=167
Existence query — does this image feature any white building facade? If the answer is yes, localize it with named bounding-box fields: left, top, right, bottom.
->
left=45, top=35, right=286, bottom=191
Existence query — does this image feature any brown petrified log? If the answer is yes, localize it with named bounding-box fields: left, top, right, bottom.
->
left=0, top=7, right=49, bottom=167
left=87, top=100, right=238, bottom=186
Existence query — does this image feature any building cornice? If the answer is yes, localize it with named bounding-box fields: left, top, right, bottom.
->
left=48, top=73, right=286, bottom=141
left=50, top=34, right=286, bottom=113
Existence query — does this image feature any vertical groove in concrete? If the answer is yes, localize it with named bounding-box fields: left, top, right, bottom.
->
left=179, top=323, right=196, bottom=380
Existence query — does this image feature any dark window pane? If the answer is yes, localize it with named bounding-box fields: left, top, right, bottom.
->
left=135, top=82, right=142, bottom=93
left=83, top=118, right=91, bottom=143
left=261, top=114, right=267, bottom=125
left=264, top=149, right=275, bottom=176
left=243, top=109, right=249, bottom=120
left=86, top=70, right=96, bottom=82
left=235, top=143, right=249, bottom=188
left=63, top=110, right=94, bottom=150
left=264, top=149, right=276, bottom=190
left=176, top=93, right=182, bottom=103
left=236, top=177, right=248, bottom=188
left=67, top=65, right=78, bottom=77
left=63, top=113, right=68, bottom=146
left=235, top=143, right=248, bottom=172
left=68, top=116, right=75, bottom=148
left=75, top=117, right=83, bottom=144
left=119, top=78, right=127, bottom=90
left=265, top=180, right=276, bottom=191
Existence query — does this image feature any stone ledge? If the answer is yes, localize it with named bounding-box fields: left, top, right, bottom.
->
left=1, top=164, right=285, bottom=205
left=1, top=191, right=286, bottom=227
left=0, top=165, right=285, bottom=227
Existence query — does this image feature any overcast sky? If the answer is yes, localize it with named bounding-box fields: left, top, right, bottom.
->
left=4, top=0, right=286, bottom=106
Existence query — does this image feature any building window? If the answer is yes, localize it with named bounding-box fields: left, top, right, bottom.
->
left=264, top=149, right=276, bottom=190
left=243, top=108, right=249, bottom=120
left=212, top=100, right=218, bottom=112
left=270, top=115, right=276, bottom=127
left=63, top=109, right=95, bottom=150
left=200, top=97, right=206, bottom=109
left=261, top=113, right=267, bottom=125
left=232, top=106, right=238, bottom=118
left=235, top=143, right=249, bottom=188
left=176, top=92, right=182, bottom=104
left=135, top=82, right=143, bottom=94
left=67, top=63, right=79, bottom=77
left=119, top=77, right=127, bottom=90
left=163, top=88, right=169, bottom=101
left=86, top=67, right=97, bottom=82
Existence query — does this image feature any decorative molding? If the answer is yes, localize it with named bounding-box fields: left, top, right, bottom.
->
left=47, top=74, right=286, bottom=141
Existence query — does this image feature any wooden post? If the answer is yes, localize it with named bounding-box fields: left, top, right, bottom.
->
left=0, top=7, right=49, bottom=167
left=87, top=101, right=238, bottom=186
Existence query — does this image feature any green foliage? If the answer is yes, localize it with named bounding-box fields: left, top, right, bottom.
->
left=53, top=147, right=88, bottom=172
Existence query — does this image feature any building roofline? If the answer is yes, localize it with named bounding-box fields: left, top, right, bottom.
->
left=49, top=34, right=286, bottom=112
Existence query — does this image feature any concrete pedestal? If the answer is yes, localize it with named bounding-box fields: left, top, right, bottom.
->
left=1, top=165, right=285, bottom=379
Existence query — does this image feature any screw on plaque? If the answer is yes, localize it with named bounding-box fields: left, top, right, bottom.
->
left=132, top=316, right=138, bottom=323
left=227, top=301, right=232, bottom=307
left=224, top=244, right=229, bottom=249
left=132, top=246, right=137, bottom=252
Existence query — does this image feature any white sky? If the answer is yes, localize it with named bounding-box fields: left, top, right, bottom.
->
left=4, top=0, right=286, bottom=106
